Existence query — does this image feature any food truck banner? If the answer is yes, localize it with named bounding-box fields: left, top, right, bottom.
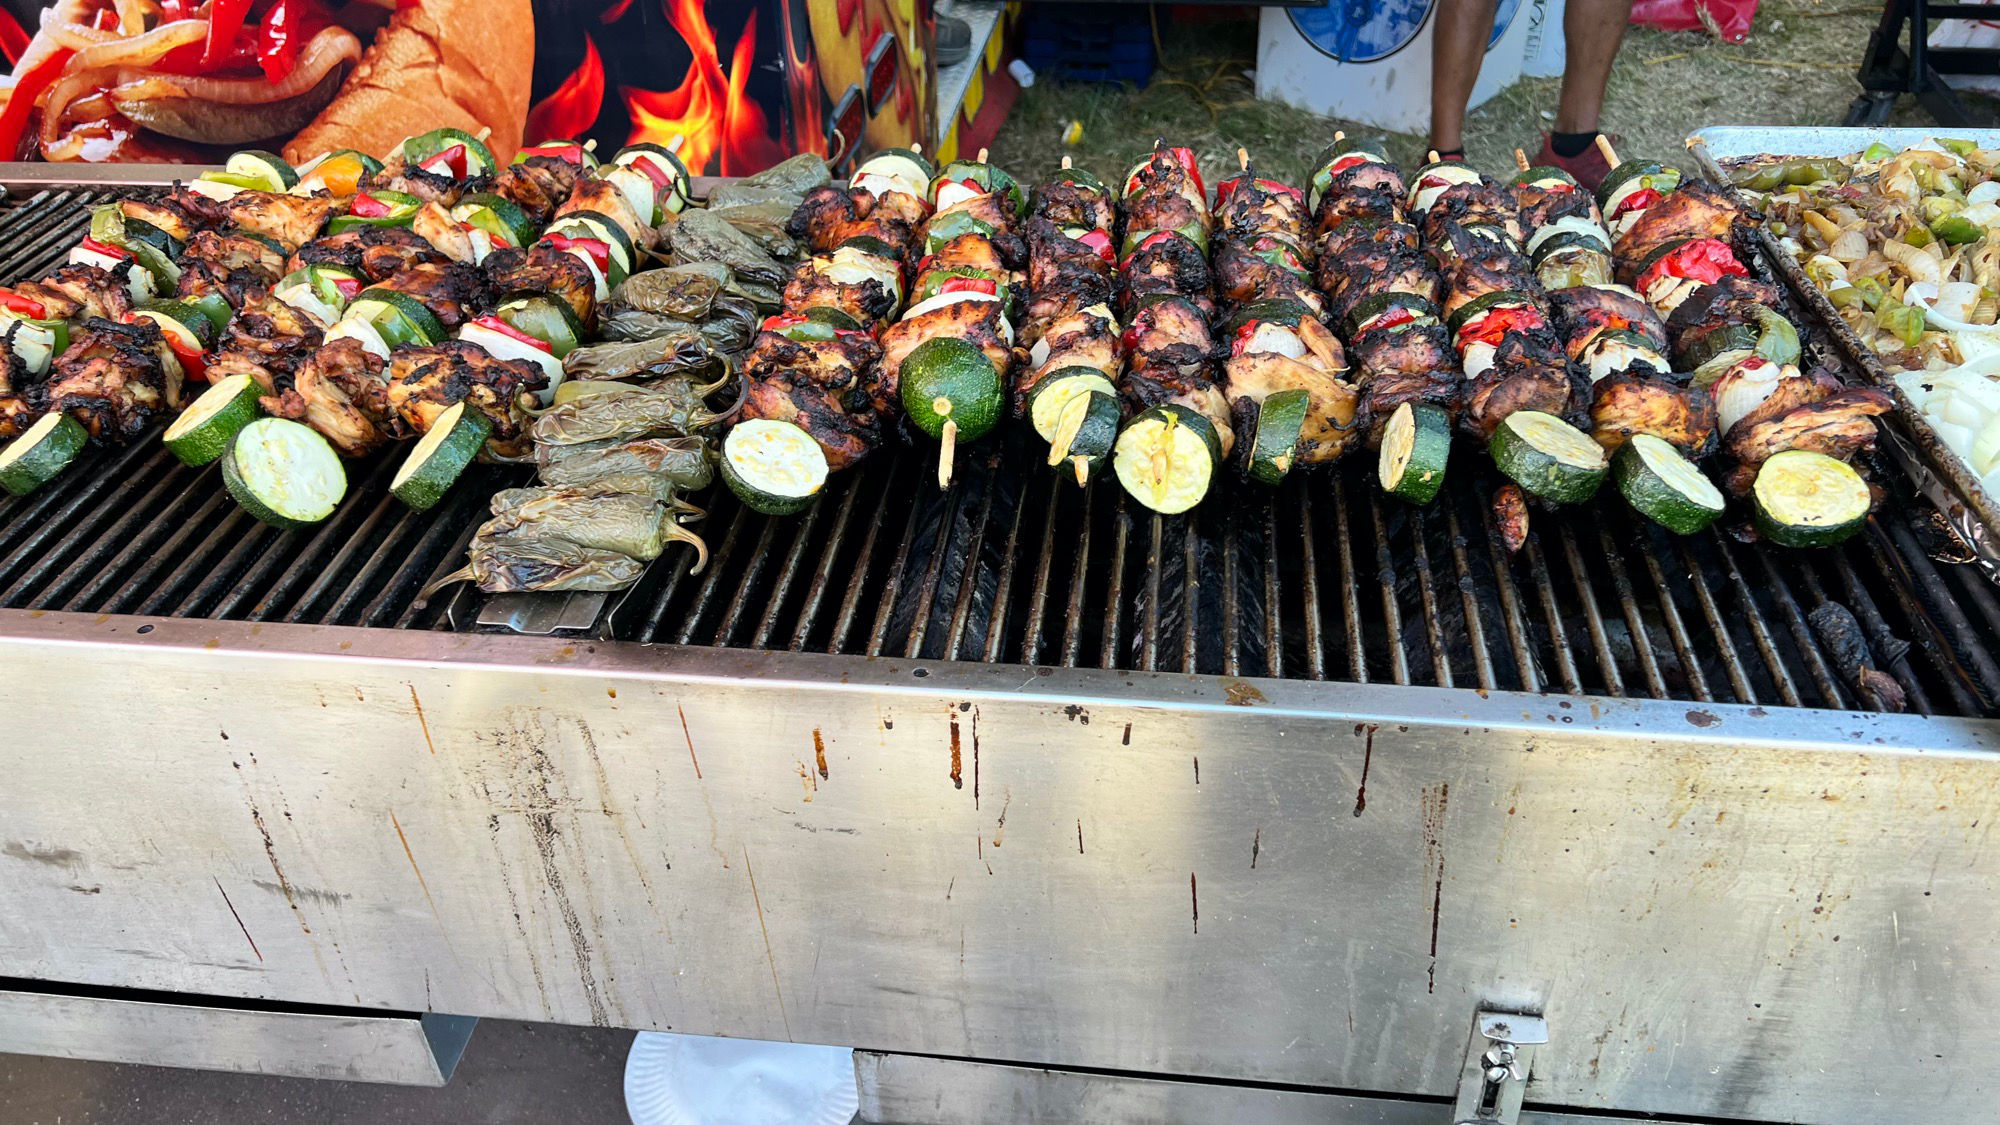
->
left=0, top=0, right=933, bottom=172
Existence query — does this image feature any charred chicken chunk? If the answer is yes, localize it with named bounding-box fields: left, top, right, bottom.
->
left=39, top=318, right=181, bottom=442
left=289, top=225, right=445, bottom=283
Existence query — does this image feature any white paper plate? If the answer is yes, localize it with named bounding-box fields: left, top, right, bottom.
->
left=624, top=1031, right=858, bottom=1125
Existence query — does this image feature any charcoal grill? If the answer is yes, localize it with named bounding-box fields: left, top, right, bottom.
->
left=1, top=167, right=1996, bottom=1125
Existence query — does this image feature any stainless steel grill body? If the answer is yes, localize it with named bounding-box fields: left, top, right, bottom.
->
left=0, top=168, right=1995, bottom=1124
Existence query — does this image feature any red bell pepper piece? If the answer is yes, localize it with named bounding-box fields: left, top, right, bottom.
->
left=1456, top=305, right=1545, bottom=350
left=1636, top=239, right=1748, bottom=295
left=939, top=276, right=997, bottom=296
left=166, top=334, right=207, bottom=381
left=420, top=143, right=469, bottom=179
left=332, top=276, right=362, bottom=300
left=524, top=143, right=587, bottom=166
left=0, top=48, right=74, bottom=159
left=79, top=236, right=130, bottom=260
left=1355, top=305, right=1417, bottom=339
left=258, top=0, right=330, bottom=85
left=202, top=0, right=253, bottom=70
left=470, top=315, right=552, bottom=353
left=349, top=193, right=393, bottom=218
left=1327, top=153, right=1372, bottom=177
left=627, top=153, right=674, bottom=192
left=0, top=290, right=47, bottom=319
left=1610, top=187, right=1663, bottom=220
left=1074, top=228, right=1114, bottom=264
left=544, top=232, right=611, bottom=274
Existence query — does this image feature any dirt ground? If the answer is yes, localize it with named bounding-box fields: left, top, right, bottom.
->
left=988, top=0, right=1959, bottom=189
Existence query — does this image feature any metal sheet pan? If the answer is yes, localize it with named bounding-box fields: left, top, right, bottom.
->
left=1687, top=126, right=2000, bottom=580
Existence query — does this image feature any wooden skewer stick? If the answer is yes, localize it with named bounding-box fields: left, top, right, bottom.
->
left=474, top=126, right=493, bottom=142
left=1514, top=148, right=1532, bottom=172
left=1334, top=130, right=1346, bottom=142
left=666, top=135, right=686, bottom=155
left=1238, top=147, right=1250, bottom=172
left=1061, top=154, right=1072, bottom=169
left=912, top=142, right=924, bottom=155
left=582, top=138, right=599, bottom=152
left=1594, top=134, right=1620, bottom=167
left=977, top=147, right=989, bottom=163
left=1427, top=150, right=1441, bottom=164
left=938, top=418, right=959, bottom=490
left=1072, top=456, right=1090, bottom=488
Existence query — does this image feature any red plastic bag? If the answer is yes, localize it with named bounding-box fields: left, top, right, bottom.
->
left=1630, top=0, right=1759, bottom=43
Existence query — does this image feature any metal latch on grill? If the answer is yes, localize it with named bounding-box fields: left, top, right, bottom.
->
left=1452, top=1008, right=1547, bottom=1124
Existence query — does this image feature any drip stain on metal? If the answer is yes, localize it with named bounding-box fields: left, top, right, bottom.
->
left=0, top=188, right=1995, bottom=717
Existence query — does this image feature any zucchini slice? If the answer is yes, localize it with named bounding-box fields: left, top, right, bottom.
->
left=900, top=337, right=1005, bottom=441
left=1751, top=450, right=1871, bottom=548
left=0, top=412, right=86, bottom=497
left=1047, top=390, right=1120, bottom=485
left=225, top=149, right=298, bottom=191
left=348, top=288, right=447, bottom=347
left=1112, top=404, right=1222, bottom=514
left=221, top=418, right=347, bottom=529
left=163, top=373, right=263, bottom=467
left=1379, top=402, right=1451, bottom=504
left=1247, top=388, right=1309, bottom=486
left=496, top=291, right=585, bottom=358
left=390, top=401, right=493, bottom=511
left=1027, top=366, right=1118, bottom=442
left=1490, top=411, right=1607, bottom=504
left=722, top=419, right=829, bottom=515
left=1614, top=434, right=1726, bottom=534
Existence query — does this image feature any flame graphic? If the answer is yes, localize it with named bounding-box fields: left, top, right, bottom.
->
left=622, top=0, right=788, bottom=177
left=781, top=0, right=824, bottom=159
left=525, top=35, right=605, bottom=144
left=600, top=0, right=635, bottom=22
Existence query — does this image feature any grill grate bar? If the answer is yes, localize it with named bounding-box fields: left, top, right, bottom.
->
left=0, top=438, right=165, bottom=591
left=901, top=479, right=963, bottom=660
left=102, top=489, right=235, bottom=616
left=1060, top=485, right=1095, bottom=667
left=945, top=451, right=1005, bottom=661
left=676, top=504, right=754, bottom=646
left=1877, top=518, right=2000, bottom=710
left=1099, top=497, right=1129, bottom=670
left=1756, top=549, right=1850, bottom=709
left=1289, top=493, right=1315, bottom=679
left=1673, top=536, right=1756, bottom=705
left=1477, top=490, right=1540, bottom=694
left=1332, top=475, right=1365, bottom=682
left=1139, top=515, right=1162, bottom=673
left=1711, top=530, right=1804, bottom=708
left=1182, top=516, right=1200, bottom=674
left=1521, top=533, right=1585, bottom=695
left=1832, top=547, right=1939, bottom=716
left=25, top=456, right=196, bottom=610
left=981, top=462, right=1036, bottom=665
left=1558, top=527, right=1626, bottom=696
left=1020, top=475, right=1062, bottom=665
left=1598, top=523, right=1670, bottom=699
left=752, top=491, right=825, bottom=651
left=712, top=515, right=781, bottom=647
left=1442, top=500, right=1496, bottom=691
left=1369, top=491, right=1408, bottom=686
left=359, top=481, right=493, bottom=628
left=1222, top=504, right=1242, bottom=677
left=786, top=478, right=862, bottom=652
left=1408, top=508, right=1452, bottom=689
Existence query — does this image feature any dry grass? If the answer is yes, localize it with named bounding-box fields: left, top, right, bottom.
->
left=988, top=0, right=1974, bottom=189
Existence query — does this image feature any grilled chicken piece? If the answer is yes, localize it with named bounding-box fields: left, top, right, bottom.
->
left=1017, top=303, right=1119, bottom=411
left=1663, top=275, right=1783, bottom=342
left=1423, top=181, right=1525, bottom=244
left=213, top=294, right=324, bottom=397
left=1216, top=178, right=1308, bottom=245
left=1549, top=283, right=1668, bottom=358
left=490, top=155, right=583, bottom=226
left=789, top=184, right=921, bottom=262
left=386, top=341, right=545, bottom=453
left=1492, top=484, right=1530, bottom=554
left=290, top=225, right=445, bottom=282
left=780, top=258, right=900, bottom=326
left=1319, top=217, right=1420, bottom=264
left=1212, top=237, right=1322, bottom=315
left=1123, top=296, right=1213, bottom=380
left=374, top=261, right=494, bottom=332
left=1328, top=251, right=1442, bottom=327
left=39, top=318, right=180, bottom=441
left=741, top=378, right=882, bottom=473
left=1027, top=217, right=1112, bottom=281
left=1121, top=150, right=1205, bottom=220
left=1031, top=179, right=1114, bottom=232
left=1590, top=370, right=1718, bottom=456
left=1120, top=187, right=1206, bottom=242
left=1224, top=335, right=1360, bottom=465
left=16, top=265, right=133, bottom=323
left=177, top=231, right=286, bottom=309
left=746, top=330, right=883, bottom=395
left=412, top=202, right=479, bottom=265
left=1322, top=160, right=1406, bottom=202
left=1022, top=272, right=1114, bottom=341
left=1315, top=185, right=1408, bottom=238
left=0, top=337, right=38, bottom=440
left=1516, top=182, right=1602, bottom=232
left=557, top=176, right=654, bottom=251
left=1351, top=320, right=1462, bottom=444
left=1120, top=235, right=1211, bottom=313
left=1462, top=333, right=1576, bottom=441
left=271, top=337, right=392, bottom=457
left=1439, top=228, right=1537, bottom=318
left=361, top=163, right=462, bottom=207
left=1725, top=387, right=1892, bottom=466
left=936, top=187, right=1022, bottom=234
left=223, top=191, right=342, bottom=251
left=880, top=298, right=1019, bottom=403
left=483, top=243, right=597, bottom=329
left=119, top=194, right=212, bottom=243
left=928, top=232, right=1017, bottom=278
left=1612, top=181, right=1742, bottom=267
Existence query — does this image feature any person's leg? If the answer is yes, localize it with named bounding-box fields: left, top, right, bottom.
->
left=1429, top=0, right=1500, bottom=156
left=1553, top=0, right=1633, bottom=139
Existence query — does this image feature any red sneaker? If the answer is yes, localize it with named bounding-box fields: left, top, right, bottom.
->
left=1532, top=131, right=1622, bottom=191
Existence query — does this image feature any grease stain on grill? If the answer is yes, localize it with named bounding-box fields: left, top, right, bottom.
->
left=1686, top=709, right=1721, bottom=728
left=1354, top=723, right=1377, bottom=818
left=948, top=708, right=963, bottom=789
left=1250, top=827, right=1261, bottom=869
left=1421, top=782, right=1451, bottom=994
left=1062, top=704, right=1090, bottom=723
left=1223, top=680, right=1267, bottom=706
left=1190, top=871, right=1199, bottom=934
left=1121, top=723, right=1132, bottom=745
left=812, top=728, right=829, bottom=779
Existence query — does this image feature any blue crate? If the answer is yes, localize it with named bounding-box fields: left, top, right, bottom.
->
left=1019, top=4, right=1156, bottom=84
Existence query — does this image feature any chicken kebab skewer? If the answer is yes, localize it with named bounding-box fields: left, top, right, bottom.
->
left=1019, top=156, right=1125, bottom=487
left=1592, top=137, right=1891, bottom=548
left=1110, top=141, right=1233, bottom=514
left=1214, top=148, right=1360, bottom=487
left=722, top=145, right=928, bottom=512
left=1508, top=146, right=1729, bottom=539
left=1309, top=134, right=1461, bottom=506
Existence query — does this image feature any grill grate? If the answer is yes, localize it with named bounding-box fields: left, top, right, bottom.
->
left=0, top=185, right=1996, bottom=716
